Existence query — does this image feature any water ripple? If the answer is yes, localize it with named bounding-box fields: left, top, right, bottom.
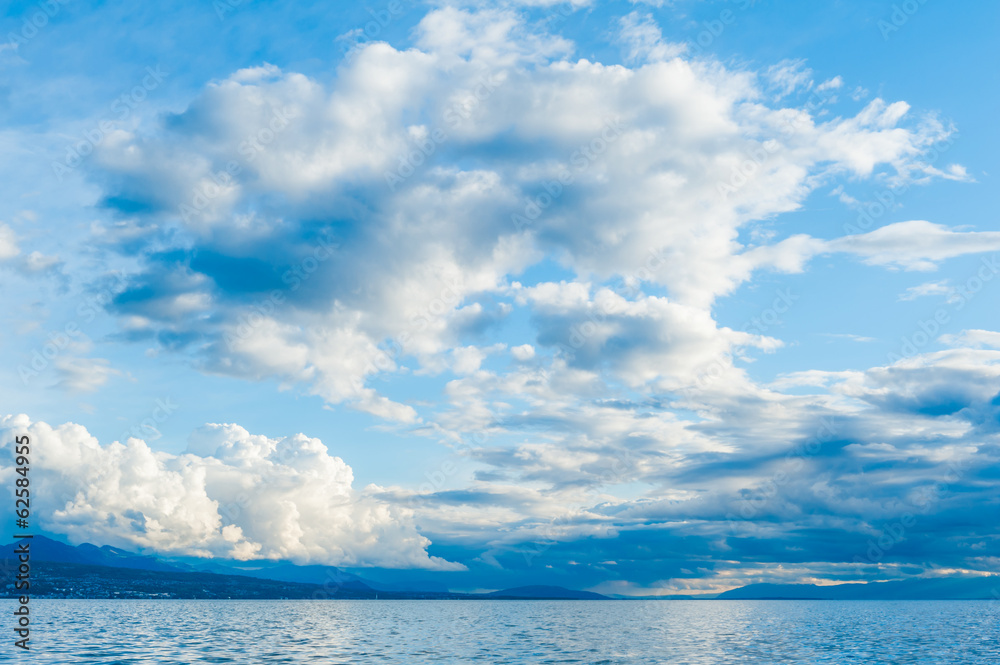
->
left=3, top=599, right=998, bottom=664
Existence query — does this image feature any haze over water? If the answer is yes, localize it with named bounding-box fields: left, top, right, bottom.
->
left=8, top=599, right=999, bottom=664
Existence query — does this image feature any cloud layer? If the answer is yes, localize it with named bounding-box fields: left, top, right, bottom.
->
left=0, top=414, right=461, bottom=570
left=87, top=7, right=972, bottom=422
left=6, top=5, right=998, bottom=591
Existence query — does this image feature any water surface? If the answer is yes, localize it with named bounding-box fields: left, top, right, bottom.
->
left=4, top=599, right=998, bottom=664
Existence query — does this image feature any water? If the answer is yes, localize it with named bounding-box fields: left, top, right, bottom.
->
left=3, top=599, right=998, bottom=664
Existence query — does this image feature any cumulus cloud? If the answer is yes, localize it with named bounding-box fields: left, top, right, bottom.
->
left=78, top=7, right=971, bottom=426
left=0, top=415, right=463, bottom=570
left=44, top=6, right=1000, bottom=584
left=516, top=282, right=780, bottom=390
left=379, top=332, right=1000, bottom=590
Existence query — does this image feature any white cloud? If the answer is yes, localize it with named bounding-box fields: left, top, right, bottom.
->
left=821, top=333, right=876, bottom=343
left=616, top=11, right=686, bottom=64
left=231, top=62, right=282, bottom=82
left=940, top=329, right=1000, bottom=349
left=765, top=59, right=812, bottom=98
left=816, top=76, right=843, bottom=92
left=20, top=250, right=62, bottom=273
left=53, top=357, right=121, bottom=393
left=744, top=221, right=1000, bottom=277
left=898, top=280, right=953, bottom=301
left=85, top=6, right=980, bottom=429
left=0, top=223, right=19, bottom=260
left=829, top=221, right=1000, bottom=271
left=0, top=415, right=464, bottom=570
left=517, top=282, right=780, bottom=390
left=511, top=344, right=535, bottom=361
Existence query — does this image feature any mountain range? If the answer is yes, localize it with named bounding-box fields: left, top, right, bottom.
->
left=0, top=536, right=603, bottom=599
left=5, top=536, right=1000, bottom=600
left=716, top=579, right=1000, bottom=600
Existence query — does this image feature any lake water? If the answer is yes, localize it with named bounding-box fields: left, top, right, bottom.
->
left=4, top=599, right=998, bottom=663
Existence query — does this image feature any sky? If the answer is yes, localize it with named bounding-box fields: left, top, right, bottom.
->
left=0, top=0, right=998, bottom=596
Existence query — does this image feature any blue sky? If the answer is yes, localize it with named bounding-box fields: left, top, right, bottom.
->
left=1, top=0, right=999, bottom=595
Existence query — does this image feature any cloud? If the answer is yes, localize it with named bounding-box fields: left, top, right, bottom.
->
left=819, top=333, right=876, bottom=343
left=399, top=338, right=1000, bottom=586
left=744, top=222, right=1000, bottom=277
left=816, top=76, right=843, bottom=92
left=64, top=7, right=987, bottom=451
left=765, top=59, right=813, bottom=98
left=0, top=415, right=464, bottom=570
left=899, top=280, right=953, bottom=301
left=0, top=221, right=64, bottom=279
left=511, top=343, right=535, bottom=361
left=48, top=6, right=1000, bottom=584
left=829, top=221, right=1000, bottom=271
left=616, top=11, right=686, bottom=64
left=517, top=282, right=780, bottom=390
left=940, top=330, right=1000, bottom=349
left=0, top=223, right=19, bottom=260
left=53, top=357, right=122, bottom=393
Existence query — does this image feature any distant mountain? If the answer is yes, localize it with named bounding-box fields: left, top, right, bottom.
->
left=196, top=561, right=373, bottom=592
left=717, top=578, right=1000, bottom=600
left=362, top=579, right=453, bottom=594
left=0, top=560, right=423, bottom=600
left=0, top=536, right=184, bottom=573
left=0, top=536, right=375, bottom=590
left=15, top=538, right=996, bottom=601
left=610, top=593, right=716, bottom=600
left=485, top=585, right=608, bottom=600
